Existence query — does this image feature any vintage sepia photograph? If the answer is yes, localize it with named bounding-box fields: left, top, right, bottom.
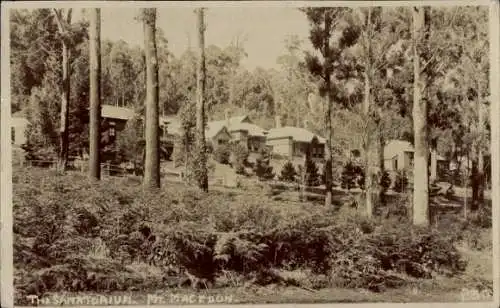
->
left=1, top=0, right=499, bottom=306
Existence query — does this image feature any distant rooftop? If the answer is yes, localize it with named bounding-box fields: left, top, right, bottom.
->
left=230, top=122, right=267, bottom=137
left=386, top=140, right=414, bottom=153
left=267, top=126, right=326, bottom=144
left=206, top=121, right=227, bottom=139
left=101, top=105, right=136, bottom=121
left=208, top=115, right=250, bottom=129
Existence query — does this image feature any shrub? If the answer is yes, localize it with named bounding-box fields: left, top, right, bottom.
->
left=13, top=167, right=471, bottom=303
left=206, top=142, right=214, bottom=154
left=304, top=158, right=321, bottom=187
left=321, top=161, right=340, bottom=187
left=329, top=223, right=466, bottom=291
left=279, top=161, right=297, bottom=182
left=379, top=170, right=392, bottom=193
left=230, top=143, right=249, bottom=175
left=21, top=145, right=58, bottom=167
left=213, top=144, right=231, bottom=165
left=356, top=167, right=365, bottom=190
left=394, top=170, right=409, bottom=193
left=253, top=148, right=274, bottom=181
left=469, top=205, right=492, bottom=229
left=341, top=161, right=363, bottom=190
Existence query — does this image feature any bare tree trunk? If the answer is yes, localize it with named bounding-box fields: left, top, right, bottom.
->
left=184, top=132, right=189, bottom=182
left=52, top=9, right=73, bottom=173
left=378, top=133, right=386, bottom=206
left=412, top=6, right=430, bottom=226
left=464, top=150, right=470, bottom=219
left=477, top=149, right=484, bottom=203
left=89, top=8, right=102, bottom=180
left=142, top=8, right=160, bottom=189
left=300, top=162, right=306, bottom=201
left=473, top=97, right=485, bottom=209
left=195, top=8, right=208, bottom=192
left=58, top=43, right=71, bottom=172
left=324, top=85, right=333, bottom=207
left=363, top=7, right=373, bottom=217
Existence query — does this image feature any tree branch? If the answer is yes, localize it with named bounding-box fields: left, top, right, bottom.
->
left=66, top=8, right=72, bottom=24
left=52, top=9, right=65, bottom=33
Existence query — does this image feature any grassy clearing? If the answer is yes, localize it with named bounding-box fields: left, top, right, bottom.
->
left=12, top=167, right=492, bottom=305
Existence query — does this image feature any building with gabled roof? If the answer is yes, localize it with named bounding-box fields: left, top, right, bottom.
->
left=204, top=111, right=268, bottom=151
left=266, top=116, right=325, bottom=159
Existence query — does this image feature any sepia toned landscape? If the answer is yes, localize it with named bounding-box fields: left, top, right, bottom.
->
left=7, top=4, right=494, bottom=305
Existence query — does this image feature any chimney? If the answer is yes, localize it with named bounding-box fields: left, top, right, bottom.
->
left=275, top=115, right=282, bottom=128
left=303, top=119, right=308, bottom=129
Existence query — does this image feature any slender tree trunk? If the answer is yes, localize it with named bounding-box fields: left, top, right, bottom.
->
left=430, top=146, right=437, bottom=183
left=184, top=132, right=189, bottom=182
left=412, top=6, right=430, bottom=226
left=378, top=133, right=386, bottom=206
left=58, top=43, right=71, bottom=172
left=473, top=97, right=485, bottom=209
left=363, top=7, right=373, bottom=217
left=195, top=8, right=208, bottom=191
left=324, top=88, right=333, bottom=207
left=142, top=8, right=160, bottom=189
left=53, top=9, right=72, bottom=173
left=89, top=8, right=102, bottom=180
left=363, top=78, right=373, bottom=216
left=464, top=151, right=470, bottom=218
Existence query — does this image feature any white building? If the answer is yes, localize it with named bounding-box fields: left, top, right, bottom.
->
left=383, top=139, right=446, bottom=179
left=10, top=116, right=30, bottom=146
left=266, top=116, right=325, bottom=159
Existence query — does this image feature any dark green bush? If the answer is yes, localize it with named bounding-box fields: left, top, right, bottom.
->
left=340, top=161, right=364, bottom=190
left=380, top=170, right=392, bottom=193
left=394, top=170, right=409, bottom=193
left=253, top=148, right=274, bottom=180
left=213, top=144, right=231, bottom=164
left=21, top=144, right=57, bottom=167
left=304, top=158, right=321, bottom=187
left=230, top=143, right=249, bottom=175
left=279, top=161, right=297, bottom=182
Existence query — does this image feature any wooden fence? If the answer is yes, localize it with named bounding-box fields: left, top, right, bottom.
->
left=17, top=158, right=192, bottom=181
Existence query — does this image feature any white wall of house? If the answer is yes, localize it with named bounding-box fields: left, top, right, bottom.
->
left=11, top=118, right=29, bottom=146
left=231, top=130, right=249, bottom=147
left=384, top=151, right=413, bottom=172
left=384, top=141, right=414, bottom=172
left=12, top=126, right=27, bottom=146
left=267, top=137, right=293, bottom=157
left=384, top=158, right=396, bottom=171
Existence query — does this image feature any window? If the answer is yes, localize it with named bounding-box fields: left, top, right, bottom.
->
left=393, top=158, right=398, bottom=170
left=11, top=127, right=15, bottom=143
